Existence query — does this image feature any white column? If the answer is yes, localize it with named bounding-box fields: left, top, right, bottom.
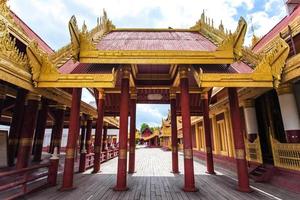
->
left=277, top=83, right=300, bottom=143
left=243, top=99, right=258, bottom=142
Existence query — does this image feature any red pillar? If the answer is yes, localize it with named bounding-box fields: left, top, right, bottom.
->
left=32, top=100, right=48, bottom=162
left=114, top=66, right=130, bottom=191
left=85, top=116, right=93, bottom=154
left=93, top=90, right=105, bottom=173
left=80, top=119, right=87, bottom=152
left=61, top=88, right=82, bottom=191
left=128, top=93, right=137, bottom=174
left=170, top=92, right=179, bottom=173
left=8, top=89, right=27, bottom=166
left=16, top=93, right=41, bottom=169
left=202, top=92, right=215, bottom=174
left=228, top=88, right=251, bottom=192
left=102, top=123, right=108, bottom=151
left=50, top=105, right=66, bottom=154
left=179, top=66, right=197, bottom=192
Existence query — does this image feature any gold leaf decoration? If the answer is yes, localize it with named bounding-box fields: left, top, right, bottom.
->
left=254, top=37, right=290, bottom=88
left=0, top=19, right=28, bottom=69
left=68, top=15, right=80, bottom=61
left=27, top=41, right=58, bottom=86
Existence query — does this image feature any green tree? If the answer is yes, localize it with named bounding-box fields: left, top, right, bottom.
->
left=140, top=123, right=150, bottom=133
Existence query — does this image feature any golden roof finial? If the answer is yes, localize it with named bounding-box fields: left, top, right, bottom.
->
left=219, top=20, right=224, bottom=32
left=201, top=10, right=205, bottom=23
left=82, top=20, right=87, bottom=33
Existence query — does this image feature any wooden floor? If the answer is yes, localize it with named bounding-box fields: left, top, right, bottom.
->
left=26, top=147, right=300, bottom=200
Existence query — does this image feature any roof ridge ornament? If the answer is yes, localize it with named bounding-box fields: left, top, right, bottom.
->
left=27, top=41, right=58, bottom=86
left=254, top=37, right=290, bottom=88
left=194, top=37, right=289, bottom=88
left=68, top=15, right=96, bottom=62
left=217, top=17, right=247, bottom=60
left=0, top=0, right=27, bottom=37
left=0, top=19, right=28, bottom=70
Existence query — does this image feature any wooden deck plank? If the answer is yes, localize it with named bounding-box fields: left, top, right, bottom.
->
left=26, top=147, right=300, bottom=200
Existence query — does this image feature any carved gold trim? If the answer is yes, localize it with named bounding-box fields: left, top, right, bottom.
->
left=65, top=148, right=75, bottom=159
left=121, top=66, right=131, bottom=79
left=201, top=92, right=208, bottom=100
left=130, top=87, right=137, bottom=99
left=54, top=104, right=67, bottom=110
left=235, top=149, right=245, bottom=160
left=80, top=50, right=234, bottom=64
left=184, top=149, right=193, bottom=159
left=26, top=92, right=41, bottom=101
left=194, top=38, right=289, bottom=88
left=97, top=89, right=106, bottom=100
left=119, top=149, right=127, bottom=159
left=243, top=99, right=255, bottom=108
left=206, top=146, right=212, bottom=154
left=19, top=138, right=32, bottom=146
left=169, top=87, right=176, bottom=100
left=277, top=83, right=293, bottom=95
left=179, top=66, right=189, bottom=79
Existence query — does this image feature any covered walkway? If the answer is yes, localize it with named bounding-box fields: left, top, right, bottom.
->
left=27, top=148, right=299, bottom=200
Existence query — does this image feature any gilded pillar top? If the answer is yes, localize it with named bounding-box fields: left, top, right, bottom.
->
left=98, top=89, right=106, bottom=100
left=130, top=87, right=137, bottom=99
left=201, top=92, right=208, bottom=100
left=243, top=99, right=255, bottom=108
left=179, top=66, right=189, bottom=79
left=26, top=92, right=41, bottom=101
left=169, top=87, right=176, bottom=99
left=121, top=65, right=131, bottom=79
left=276, top=83, right=293, bottom=95
left=55, top=104, right=67, bottom=110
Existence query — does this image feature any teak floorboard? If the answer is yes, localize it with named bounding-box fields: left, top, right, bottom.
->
left=26, top=147, right=300, bottom=200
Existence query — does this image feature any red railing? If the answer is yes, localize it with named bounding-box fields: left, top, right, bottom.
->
left=85, top=153, right=95, bottom=169
left=0, top=159, right=58, bottom=200
left=78, top=148, right=119, bottom=173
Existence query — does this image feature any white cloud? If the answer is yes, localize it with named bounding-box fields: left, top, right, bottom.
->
left=136, top=104, right=169, bottom=129
left=8, top=0, right=262, bottom=49
left=245, top=0, right=286, bottom=46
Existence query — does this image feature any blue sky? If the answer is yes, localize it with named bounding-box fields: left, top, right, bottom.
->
left=8, top=0, right=287, bottom=129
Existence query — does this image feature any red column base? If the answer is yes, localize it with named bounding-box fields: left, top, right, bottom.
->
left=237, top=186, right=253, bottom=193
left=205, top=171, right=216, bottom=175
left=182, top=187, right=199, bottom=192
left=170, top=170, right=180, bottom=174
left=92, top=170, right=102, bottom=174
left=128, top=171, right=136, bottom=174
left=60, top=186, right=77, bottom=192
left=113, top=186, right=129, bottom=191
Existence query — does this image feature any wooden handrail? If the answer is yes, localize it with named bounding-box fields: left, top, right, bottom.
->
left=244, top=136, right=263, bottom=164
left=270, top=135, right=300, bottom=171
left=0, top=163, right=50, bottom=178
left=0, top=159, right=59, bottom=199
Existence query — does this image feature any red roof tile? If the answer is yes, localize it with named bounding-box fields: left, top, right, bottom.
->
left=197, top=62, right=253, bottom=73
left=97, top=31, right=217, bottom=51
left=11, top=11, right=54, bottom=54
left=58, top=59, right=80, bottom=74
left=253, top=5, right=300, bottom=53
